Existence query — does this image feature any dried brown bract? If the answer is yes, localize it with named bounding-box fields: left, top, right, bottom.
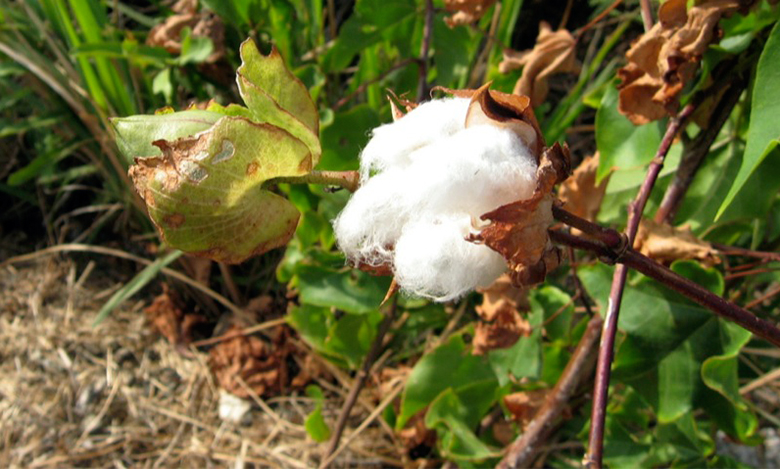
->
left=618, top=0, right=755, bottom=124
left=499, top=22, right=579, bottom=107
left=469, top=142, right=571, bottom=287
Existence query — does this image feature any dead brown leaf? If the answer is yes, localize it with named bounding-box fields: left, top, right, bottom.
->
left=635, top=218, right=721, bottom=267
left=444, top=0, right=496, bottom=27
left=208, top=325, right=289, bottom=398
left=146, top=0, right=225, bottom=63
left=503, top=390, right=548, bottom=430
left=499, top=22, right=578, bottom=107
left=558, top=152, right=609, bottom=224
left=473, top=274, right=530, bottom=355
left=144, top=284, right=205, bottom=347
left=618, top=0, right=755, bottom=124
left=398, top=413, right=438, bottom=459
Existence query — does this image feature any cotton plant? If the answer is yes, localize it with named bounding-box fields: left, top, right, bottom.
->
left=114, top=40, right=569, bottom=302
left=335, top=85, right=570, bottom=301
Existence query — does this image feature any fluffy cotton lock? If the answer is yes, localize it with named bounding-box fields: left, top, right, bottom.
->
left=333, top=97, right=539, bottom=301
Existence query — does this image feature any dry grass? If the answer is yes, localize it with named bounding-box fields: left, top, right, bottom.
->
left=0, top=259, right=399, bottom=468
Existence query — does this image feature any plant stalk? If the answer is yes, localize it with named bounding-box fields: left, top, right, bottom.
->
left=272, top=170, right=360, bottom=193
left=548, top=227, right=780, bottom=347
left=320, top=295, right=399, bottom=468
left=498, top=315, right=603, bottom=469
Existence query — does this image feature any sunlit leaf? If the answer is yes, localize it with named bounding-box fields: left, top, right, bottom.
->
left=129, top=116, right=313, bottom=263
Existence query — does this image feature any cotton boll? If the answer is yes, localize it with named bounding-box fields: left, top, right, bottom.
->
left=359, top=98, right=471, bottom=181
left=333, top=168, right=411, bottom=265
left=402, top=125, right=538, bottom=218
left=393, top=216, right=507, bottom=301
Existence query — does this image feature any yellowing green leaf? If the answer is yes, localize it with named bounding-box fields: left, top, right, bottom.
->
left=237, top=39, right=321, bottom=164
left=111, top=110, right=223, bottom=162
left=129, top=116, right=313, bottom=263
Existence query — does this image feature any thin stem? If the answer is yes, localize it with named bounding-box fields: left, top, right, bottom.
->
left=272, top=170, right=360, bottom=192
left=582, top=102, right=696, bottom=469
left=548, top=227, right=780, bottom=347
left=498, top=315, right=603, bottom=469
left=639, top=0, right=654, bottom=32
left=320, top=296, right=399, bottom=468
left=655, top=79, right=745, bottom=224
left=417, top=0, right=434, bottom=103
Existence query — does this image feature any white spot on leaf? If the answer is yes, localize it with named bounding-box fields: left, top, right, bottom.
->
left=212, top=139, right=235, bottom=164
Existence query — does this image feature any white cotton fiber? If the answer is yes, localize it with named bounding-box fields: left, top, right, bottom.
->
left=333, top=97, right=540, bottom=301
left=393, top=216, right=508, bottom=302
left=359, top=98, right=471, bottom=181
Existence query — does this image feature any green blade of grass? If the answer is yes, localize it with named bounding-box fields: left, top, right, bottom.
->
left=93, top=250, right=183, bottom=326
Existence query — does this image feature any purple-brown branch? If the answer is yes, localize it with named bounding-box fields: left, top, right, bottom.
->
left=582, top=102, right=696, bottom=468
left=497, top=315, right=603, bottom=469
left=548, top=225, right=780, bottom=347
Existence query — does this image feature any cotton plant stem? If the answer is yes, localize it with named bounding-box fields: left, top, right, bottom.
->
left=576, top=102, right=696, bottom=469
left=417, top=0, right=435, bottom=103
left=547, top=227, right=780, bottom=347
left=497, top=315, right=603, bottom=469
left=272, top=170, right=360, bottom=193
left=320, top=296, right=399, bottom=468
left=655, top=80, right=745, bottom=224
left=639, top=0, right=654, bottom=31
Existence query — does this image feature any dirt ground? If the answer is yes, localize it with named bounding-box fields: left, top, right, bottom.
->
left=0, top=258, right=400, bottom=468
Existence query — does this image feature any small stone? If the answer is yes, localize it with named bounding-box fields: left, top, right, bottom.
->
left=218, top=390, right=252, bottom=424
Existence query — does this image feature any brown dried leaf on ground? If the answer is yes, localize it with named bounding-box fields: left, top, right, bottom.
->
left=469, top=142, right=571, bottom=287
left=209, top=325, right=289, bottom=398
left=398, top=413, right=438, bottom=459
left=499, top=22, right=578, bottom=107
left=144, top=284, right=206, bottom=347
left=146, top=0, right=225, bottom=63
left=635, top=218, right=721, bottom=267
left=558, top=152, right=609, bottom=224
left=618, top=0, right=753, bottom=124
left=473, top=274, right=531, bottom=355
left=503, top=390, right=549, bottom=430
left=444, top=0, right=496, bottom=26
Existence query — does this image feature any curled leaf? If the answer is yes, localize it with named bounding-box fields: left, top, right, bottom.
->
left=237, top=40, right=321, bottom=163
left=129, top=117, right=313, bottom=263
left=444, top=0, right=496, bottom=26
left=146, top=0, right=225, bottom=63
left=499, top=22, right=579, bottom=107
left=473, top=274, right=531, bottom=355
left=558, top=152, right=609, bottom=224
left=635, top=218, right=721, bottom=267
left=618, top=0, right=753, bottom=124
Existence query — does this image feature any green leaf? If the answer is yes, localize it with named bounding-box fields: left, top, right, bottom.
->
left=236, top=39, right=321, bottom=163
left=488, top=305, right=543, bottom=386
left=304, top=385, right=331, bottom=442
left=129, top=117, right=313, bottom=264
left=718, top=20, right=780, bottom=218
left=93, top=251, right=182, bottom=325
left=595, top=85, right=667, bottom=183
left=324, top=311, right=383, bottom=368
left=579, top=262, right=756, bottom=438
left=111, top=110, right=224, bottom=161
left=397, top=335, right=496, bottom=429
left=319, top=105, right=381, bottom=171
left=425, top=388, right=501, bottom=462
left=296, top=264, right=391, bottom=314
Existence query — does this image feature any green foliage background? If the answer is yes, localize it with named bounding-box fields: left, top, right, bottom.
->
left=2, top=0, right=780, bottom=466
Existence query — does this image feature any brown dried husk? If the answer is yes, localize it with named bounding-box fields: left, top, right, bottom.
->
left=617, top=0, right=756, bottom=124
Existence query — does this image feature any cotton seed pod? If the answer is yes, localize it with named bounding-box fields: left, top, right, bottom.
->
left=333, top=84, right=569, bottom=301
